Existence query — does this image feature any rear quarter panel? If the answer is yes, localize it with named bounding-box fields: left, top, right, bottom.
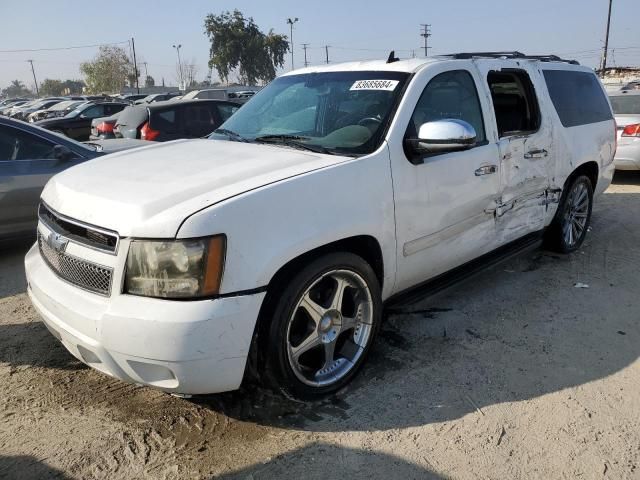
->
left=177, top=146, right=397, bottom=299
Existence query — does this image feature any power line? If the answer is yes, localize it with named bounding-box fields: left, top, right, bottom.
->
left=0, top=41, right=129, bottom=53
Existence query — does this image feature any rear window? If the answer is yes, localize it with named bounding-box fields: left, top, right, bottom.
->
left=543, top=70, right=612, bottom=127
left=150, top=108, right=178, bottom=131
left=116, top=105, right=148, bottom=127
left=609, top=94, right=640, bottom=115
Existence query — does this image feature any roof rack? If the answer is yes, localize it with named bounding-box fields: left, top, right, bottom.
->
left=443, top=52, right=580, bottom=65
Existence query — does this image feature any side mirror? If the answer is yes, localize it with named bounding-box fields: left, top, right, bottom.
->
left=53, top=144, right=74, bottom=162
left=406, top=119, right=477, bottom=159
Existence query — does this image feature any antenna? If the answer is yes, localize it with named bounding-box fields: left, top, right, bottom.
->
left=386, top=51, right=399, bottom=63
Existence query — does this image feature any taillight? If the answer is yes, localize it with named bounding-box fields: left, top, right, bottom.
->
left=140, top=122, right=160, bottom=141
left=621, top=123, right=640, bottom=137
left=96, top=122, right=114, bottom=134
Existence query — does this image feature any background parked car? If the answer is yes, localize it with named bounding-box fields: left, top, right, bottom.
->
left=36, top=102, right=128, bottom=140
left=90, top=112, right=121, bottom=140
left=118, top=93, right=149, bottom=104
left=27, top=100, right=86, bottom=123
left=610, top=89, right=640, bottom=170
left=0, top=117, right=153, bottom=242
left=134, top=92, right=182, bottom=104
left=9, top=98, right=66, bottom=120
left=0, top=100, right=29, bottom=116
left=114, top=99, right=240, bottom=141
left=0, top=97, right=30, bottom=110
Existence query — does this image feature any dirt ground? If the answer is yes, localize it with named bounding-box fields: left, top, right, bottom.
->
left=1, top=172, right=639, bottom=480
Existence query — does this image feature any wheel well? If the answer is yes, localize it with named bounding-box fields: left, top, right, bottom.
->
left=266, top=235, right=384, bottom=293
left=567, top=161, right=598, bottom=191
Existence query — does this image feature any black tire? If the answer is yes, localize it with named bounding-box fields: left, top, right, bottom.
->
left=545, top=174, right=593, bottom=253
left=260, top=252, right=382, bottom=400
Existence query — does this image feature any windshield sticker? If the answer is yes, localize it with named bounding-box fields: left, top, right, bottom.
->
left=350, top=80, right=399, bottom=91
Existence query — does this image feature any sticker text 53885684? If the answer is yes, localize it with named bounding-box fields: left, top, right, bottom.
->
left=350, top=80, right=399, bottom=91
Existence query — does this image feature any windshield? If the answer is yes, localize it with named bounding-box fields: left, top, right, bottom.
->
left=210, top=71, right=409, bottom=155
left=609, top=95, right=640, bottom=114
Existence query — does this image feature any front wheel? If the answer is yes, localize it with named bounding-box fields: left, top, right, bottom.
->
left=261, top=252, right=382, bottom=400
left=546, top=174, right=593, bottom=253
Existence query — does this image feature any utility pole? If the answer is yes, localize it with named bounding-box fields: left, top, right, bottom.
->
left=420, top=24, right=432, bottom=57
left=173, top=44, right=183, bottom=89
left=599, top=0, right=614, bottom=74
left=286, top=18, right=299, bottom=70
left=131, top=37, right=140, bottom=94
left=27, top=59, right=39, bottom=96
left=302, top=43, right=310, bottom=67
left=324, top=45, right=330, bottom=64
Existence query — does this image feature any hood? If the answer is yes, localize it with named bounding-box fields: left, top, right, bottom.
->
left=42, top=139, right=348, bottom=237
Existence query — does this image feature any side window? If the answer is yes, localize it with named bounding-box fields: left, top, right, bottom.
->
left=217, top=103, right=239, bottom=122
left=184, top=105, right=215, bottom=130
left=487, top=70, right=540, bottom=137
left=408, top=70, right=486, bottom=144
left=0, top=126, right=56, bottom=161
left=151, top=109, right=178, bottom=132
left=81, top=105, right=105, bottom=119
left=105, top=104, right=125, bottom=116
left=543, top=70, right=613, bottom=127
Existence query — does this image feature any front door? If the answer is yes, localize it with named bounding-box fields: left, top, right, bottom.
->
left=389, top=62, right=502, bottom=294
left=0, top=125, right=81, bottom=238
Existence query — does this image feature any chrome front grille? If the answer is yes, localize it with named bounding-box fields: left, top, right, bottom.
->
left=38, top=232, right=113, bottom=296
left=38, top=202, right=119, bottom=254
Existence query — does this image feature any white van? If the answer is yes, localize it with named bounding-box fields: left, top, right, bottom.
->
left=26, top=52, right=616, bottom=400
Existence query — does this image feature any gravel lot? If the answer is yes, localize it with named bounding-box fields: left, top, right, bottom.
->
left=1, top=172, right=639, bottom=480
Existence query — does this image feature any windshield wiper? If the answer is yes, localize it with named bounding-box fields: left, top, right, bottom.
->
left=213, top=128, right=249, bottom=143
left=254, top=134, right=333, bottom=154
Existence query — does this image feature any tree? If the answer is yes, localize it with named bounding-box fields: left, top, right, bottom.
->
left=38, top=79, right=85, bottom=97
left=145, top=75, right=155, bottom=87
left=2, top=80, right=32, bottom=98
left=178, top=58, right=199, bottom=88
left=204, top=10, right=288, bottom=85
left=80, top=46, right=132, bottom=94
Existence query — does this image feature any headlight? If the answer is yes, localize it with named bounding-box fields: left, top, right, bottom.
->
left=124, top=235, right=226, bottom=299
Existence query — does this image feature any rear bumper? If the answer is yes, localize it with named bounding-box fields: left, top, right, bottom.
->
left=595, top=160, right=616, bottom=196
left=25, top=243, right=265, bottom=394
left=614, top=141, right=640, bottom=171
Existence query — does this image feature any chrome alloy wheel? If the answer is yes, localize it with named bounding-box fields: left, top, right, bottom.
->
left=286, top=269, right=374, bottom=387
left=562, top=181, right=590, bottom=248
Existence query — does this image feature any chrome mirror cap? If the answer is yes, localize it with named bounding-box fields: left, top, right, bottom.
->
left=416, top=119, right=477, bottom=153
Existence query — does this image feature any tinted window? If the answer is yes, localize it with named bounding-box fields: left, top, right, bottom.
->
left=81, top=105, right=105, bottom=119
left=408, top=70, right=486, bottom=143
left=609, top=94, right=640, bottom=115
left=217, top=103, right=239, bottom=122
left=0, top=126, right=56, bottom=161
left=104, top=104, right=126, bottom=115
left=150, top=109, right=178, bottom=132
left=543, top=70, right=613, bottom=127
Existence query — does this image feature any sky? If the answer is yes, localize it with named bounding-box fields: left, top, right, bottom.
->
left=0, top=0, right=638, bottom=90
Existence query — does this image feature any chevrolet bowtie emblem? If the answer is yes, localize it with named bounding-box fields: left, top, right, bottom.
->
left=47, top=232, right=69, bottom=253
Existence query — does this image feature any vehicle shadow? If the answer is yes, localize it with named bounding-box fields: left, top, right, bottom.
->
left=213, top=443, right=444, bottom=480
left=0, top=239, right=31, bottom=298
left=612, top=169, right=640, bottom=185
left=0, top=455, right=71, bottom=480
left=0, top=321, right=85, bottom=371
left=195, top=191, right=640, bottom=432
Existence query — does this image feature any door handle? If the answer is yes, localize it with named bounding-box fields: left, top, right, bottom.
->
left=475, top=165, right=497, bottom=176
left=524, top=149, right=548, bottom=159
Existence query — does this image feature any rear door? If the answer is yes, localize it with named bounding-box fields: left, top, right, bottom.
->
left=0, top=125, right=83, bottom=238
left=68, top=104, right=106, bottom=140
left=473, top=61, right=553, bottom=244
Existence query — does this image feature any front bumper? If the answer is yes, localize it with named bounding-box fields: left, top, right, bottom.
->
left=25, top=243, right=265, bottom=394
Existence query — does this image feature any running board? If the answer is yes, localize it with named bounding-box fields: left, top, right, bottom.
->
left=384, top=231, right=544, bottom=309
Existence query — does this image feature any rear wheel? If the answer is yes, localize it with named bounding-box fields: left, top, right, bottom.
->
left=261, top=252, right=382, bottom=400
left=546, top=174, right=593, bottom=253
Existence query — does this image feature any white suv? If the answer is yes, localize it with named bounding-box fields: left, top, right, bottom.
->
left=25, top=52, right=616, bottom=400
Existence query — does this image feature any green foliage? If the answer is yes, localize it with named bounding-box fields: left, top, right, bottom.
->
left=2, top=80, right=32, bottom=98
left=80, top=46, right=132, bottom=94
left=34, top=79, right=85, bottom=97
left=145, top=75, right=155, bottom=87
left=204, top=9, right=288, bottom=85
